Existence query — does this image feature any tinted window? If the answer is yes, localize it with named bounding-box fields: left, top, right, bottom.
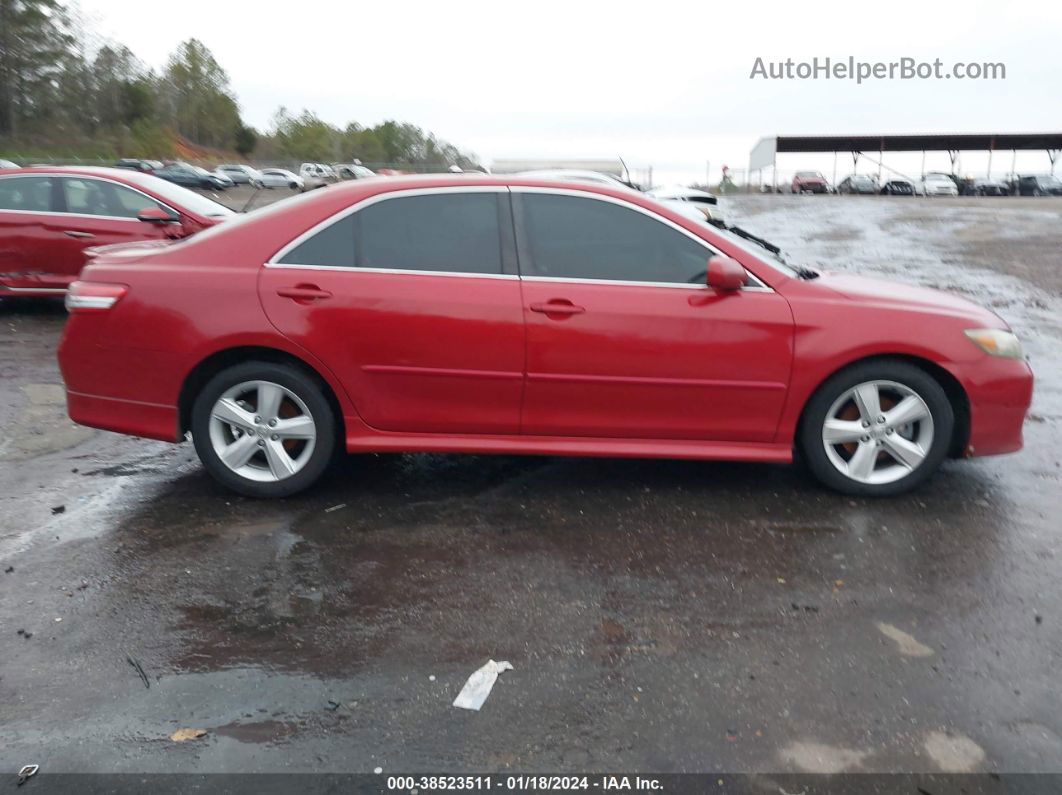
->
left=0, top=176, right=53, bottom=212
left=61, top=178, right=164, bottom=219
left=520, top=193, right=710, bottom=283
left=357, top=193, right=502, bottom=274
left=279, top=216, right=356, bottom=268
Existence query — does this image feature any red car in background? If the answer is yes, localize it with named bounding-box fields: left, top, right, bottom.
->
left=791, top=171, right=830, bottom=194
left=0, top=166, right=233, bottom=297
left=58, top=176, right=1032, bottom=498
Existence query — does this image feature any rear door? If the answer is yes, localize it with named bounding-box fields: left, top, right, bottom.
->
left=0, top=175, right=61, bottom=291
left=260, top=187, right=526, bottom=434
left=514, top=189, right=793, bottom=442
left=42, top=177, right=172, bottom=287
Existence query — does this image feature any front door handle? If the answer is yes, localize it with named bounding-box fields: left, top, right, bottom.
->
left=529, top=300, right=585, bottom=316
left=276, top=284, right=333, bottom=302
left=63, top=230, right=94, bottom=239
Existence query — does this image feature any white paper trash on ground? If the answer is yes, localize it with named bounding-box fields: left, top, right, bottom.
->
left=452, top=660, right=513, bottom=711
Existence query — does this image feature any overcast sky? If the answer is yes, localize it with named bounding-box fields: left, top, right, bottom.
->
left=77, top=0, right=1061, bottom=184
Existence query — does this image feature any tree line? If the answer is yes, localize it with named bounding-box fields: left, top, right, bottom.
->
left=0, top=0, right=479, bottom=167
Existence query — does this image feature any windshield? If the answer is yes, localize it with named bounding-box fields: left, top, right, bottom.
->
left=796, top=172, right=823, bottom=178
left=126, top=173, right=235, bottom=218
left=1041, top=176, right=1062, bottom=186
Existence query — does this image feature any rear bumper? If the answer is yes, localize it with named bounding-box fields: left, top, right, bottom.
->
left=65, top=390, right=180, bottom=443
left=960, top=357, right=1034, bottom=457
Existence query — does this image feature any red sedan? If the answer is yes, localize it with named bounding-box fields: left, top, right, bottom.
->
left=57, top=176, right=1033, bottom=497
left=0, top=166, right=233, bottom=296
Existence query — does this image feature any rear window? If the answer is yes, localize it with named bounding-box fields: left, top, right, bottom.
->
left=277, top=192, right=504, bottom=275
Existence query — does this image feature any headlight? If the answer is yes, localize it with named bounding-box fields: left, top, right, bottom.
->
left=964, top=328, right=1023, bottom=358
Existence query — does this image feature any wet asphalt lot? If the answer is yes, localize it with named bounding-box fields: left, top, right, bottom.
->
left=1, top=192, right=1061, bottom=778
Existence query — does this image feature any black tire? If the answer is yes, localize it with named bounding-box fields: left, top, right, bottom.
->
left=799, top=359, right=954, bottom=496
left=191, top=361, right=336, bottom=498
left=289, top=182, right=298, bottom=190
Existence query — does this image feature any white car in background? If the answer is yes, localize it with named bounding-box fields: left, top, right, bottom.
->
left=209, top=169, right=235, bottom=189
left=645, top=185, right=721, bottom=220
left=515, top=169, right=723, bottom=224
left=299, top=163, right=339, bottom=189
left=216, top=164, right=264, bottom=187
left=335, top=163, right=376, bottom=180
left=917, top=173, right=959, bottom=196
left=259, top=168, right=305, bottom=190
left=0, top=158, right=18, bottom=169
left=516, top=169, right=637, bottom=189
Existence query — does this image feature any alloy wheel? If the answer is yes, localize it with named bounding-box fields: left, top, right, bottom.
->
left=821, top=379, right=934, bottom=485
left=207, top=380, right=317, bottom=482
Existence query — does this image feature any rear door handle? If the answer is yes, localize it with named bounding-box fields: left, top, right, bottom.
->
left=529, top=300, right=585, bottom=316
left=276, top=284, right=333, bottom=301
left=63, top=230, right=94, bottom=239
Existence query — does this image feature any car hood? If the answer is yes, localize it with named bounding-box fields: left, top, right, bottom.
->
left=811, top=272, right=1006, bottom=327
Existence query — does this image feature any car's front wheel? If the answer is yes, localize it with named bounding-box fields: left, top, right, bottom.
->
left=191, top=362, right=336, bottom=497
left=799, top=360, right=954, bottom=496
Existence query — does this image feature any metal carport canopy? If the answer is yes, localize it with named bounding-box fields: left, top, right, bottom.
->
left=773, top=133, right=1062, bottom=153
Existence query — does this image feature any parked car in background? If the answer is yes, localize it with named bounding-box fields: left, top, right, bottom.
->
left=516, top=169, right=640, bottom=190
left=114, top=159, right=155, bottom=173
left=968, top=178, right=1008, bottom=196
left=335, top=163, right=376, bottom=181
left=155, top=162, right=226, bottom=190
left=917, top=173, right=960, bottom=197
left=791, top=171, right=830, bottom=194
left=517, top=170, right=717, bottom=223
left=0, top=166, right=234, bottom=296
left=879, top=178, right=914, bottom=196
left=299, top=163, right=339, bottom=189
left=1017, top=175, right=1062, bottom=196
left=644, top=185, right=722, bottom=221
left=645, top=184, right=718, bottom=206
left=0, top=158, right=19, bottom=169
left=259, top=168, right=304, bottom=190
left=209, top=169, right=235, bottom=189
left=216, top=164, right=264, bottom=187
left=837, top=175, right=878, bottom=194
left=57, top=174, right=1032, bottom=499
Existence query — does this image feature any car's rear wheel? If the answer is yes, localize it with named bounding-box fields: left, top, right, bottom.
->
left=799, top=360, right=954, bottom=496
left=191, top=362, right=336, bottom=497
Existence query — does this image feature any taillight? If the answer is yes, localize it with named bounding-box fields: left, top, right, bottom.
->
left=65, top=281, right=128, bottom=312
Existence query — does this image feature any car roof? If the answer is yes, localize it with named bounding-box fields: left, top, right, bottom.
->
left=225, top=173, right=720, bottom=230
left=0, top=165, right=150, bottom=181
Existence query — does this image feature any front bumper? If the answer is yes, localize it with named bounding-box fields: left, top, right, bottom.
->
left=958, top=356, right=1034, bottom=457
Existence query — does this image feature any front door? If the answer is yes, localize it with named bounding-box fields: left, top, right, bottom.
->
left=514, top=190, right=793, bottom=442
left=45, top=177, right=172, bottom=287
left=260, top=188, right=526, bottom=434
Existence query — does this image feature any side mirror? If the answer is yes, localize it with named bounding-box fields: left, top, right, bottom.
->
left=138, top=206, right=177, bottom=224
left=706, top=255, right=746, bottom=290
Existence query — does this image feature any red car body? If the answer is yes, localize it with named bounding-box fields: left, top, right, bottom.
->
left=792, top=172, right=829, bottom=194
left=57, top=175, right=1032, bottom=494
left=0, top=166, right=228, bottom=296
